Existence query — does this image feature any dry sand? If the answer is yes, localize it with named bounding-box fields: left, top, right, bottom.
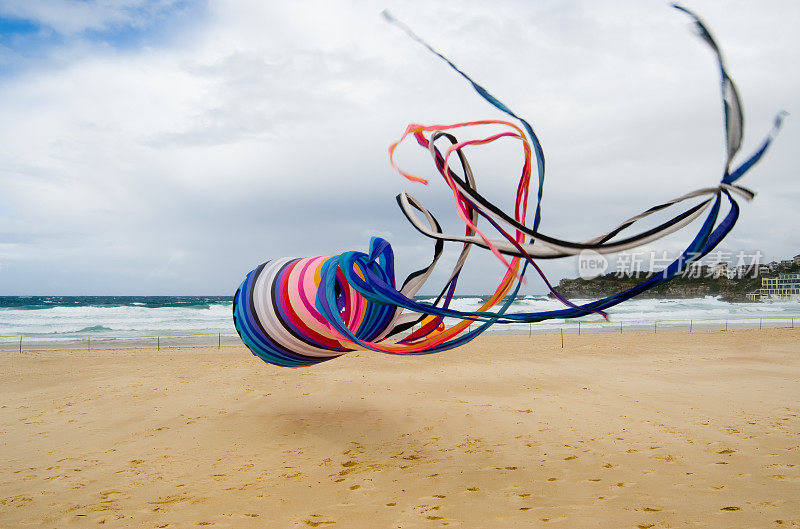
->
left=1, top=328, right=798, bottom=528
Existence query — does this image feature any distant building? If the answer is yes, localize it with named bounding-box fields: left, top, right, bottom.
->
left=746, top=273, right=800, bottom=301
left=794, top=254, right=800, bottom=265
left=730, top=265, right=751, bottom=279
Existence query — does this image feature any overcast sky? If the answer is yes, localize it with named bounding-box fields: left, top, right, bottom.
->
left=0, top=0, right=797, bottom=296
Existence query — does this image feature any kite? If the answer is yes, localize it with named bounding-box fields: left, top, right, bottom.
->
left=232, top=5, right=785, bottom=368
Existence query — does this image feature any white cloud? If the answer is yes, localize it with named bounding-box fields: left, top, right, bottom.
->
left=0, top=0, right=797, bottom=295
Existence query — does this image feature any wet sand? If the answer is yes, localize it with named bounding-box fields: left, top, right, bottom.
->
left=1, top=329, right=798, bottom=528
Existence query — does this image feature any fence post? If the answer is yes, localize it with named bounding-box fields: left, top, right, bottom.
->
left=19, top=335, right=22, bottom=354
left=157, top=336, right=160, bottom=350
left=654, top=321, right=657, bottom=333
left=620, top=321, right=623, bottom=334
left=578, top=322, right=581, bottom=335
left=560, top=328, right=564, bottom=349
left=759, top=318, right=762, bottom=330
left=725, top=320, right=728, bottom=331
left=689, top=320, right=692, bottom=333
left=218, top=333, right=221, bottom=349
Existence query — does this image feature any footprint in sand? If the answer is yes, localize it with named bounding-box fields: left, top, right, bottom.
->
left=303, top=516, right=336, bottom=527
left=0, top=495, right=33, bottom=507
left=653, top=454, right=676, bottom=462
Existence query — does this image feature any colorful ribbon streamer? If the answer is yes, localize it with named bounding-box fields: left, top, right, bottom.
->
left=233, top=5, right=784, bottom=367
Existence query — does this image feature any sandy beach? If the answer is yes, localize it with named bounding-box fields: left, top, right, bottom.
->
left=1, top=328, right=798, bottom=528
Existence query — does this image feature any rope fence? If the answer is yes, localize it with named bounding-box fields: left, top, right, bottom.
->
left=491, top=315, right=797, bottom=337
left=0, top=316, right=796, bottom=352
left=0, top=332, right=242, bottom=353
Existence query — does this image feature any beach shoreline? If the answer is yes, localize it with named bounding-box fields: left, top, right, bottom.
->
left=2, top=329, right=798, bottom=528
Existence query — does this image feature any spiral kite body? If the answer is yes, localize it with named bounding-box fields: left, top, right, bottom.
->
left=233, top=5, right=785, bottom=368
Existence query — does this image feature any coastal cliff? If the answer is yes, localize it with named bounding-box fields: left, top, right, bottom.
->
left=552, top=273, right=764, bottom=303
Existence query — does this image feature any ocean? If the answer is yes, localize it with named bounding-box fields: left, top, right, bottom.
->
left=1, top=295, right=799, bottom=351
